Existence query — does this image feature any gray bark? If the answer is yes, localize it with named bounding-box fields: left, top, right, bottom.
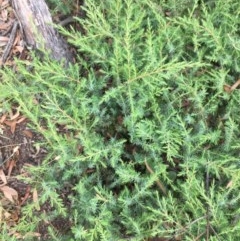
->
left=11, top=0, right=73, bottom=65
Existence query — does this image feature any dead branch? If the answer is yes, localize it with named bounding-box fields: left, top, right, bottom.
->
left=11, top=0, right=73, bottom=65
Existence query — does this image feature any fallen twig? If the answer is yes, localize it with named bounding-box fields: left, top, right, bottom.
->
left=145, top=160, right=167, bottom=195
left=1, top=21, right=18, bottom=66
left=223, top=79, right=240, bottom=93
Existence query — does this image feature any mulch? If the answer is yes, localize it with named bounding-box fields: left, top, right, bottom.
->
left=0, top=0, right=47, bottom=238
left=0, top=0, right=29, bottom=68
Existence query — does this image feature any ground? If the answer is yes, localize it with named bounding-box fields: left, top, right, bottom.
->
left=0, top=107, right=46, bottom=231
left=0, top=0, right=72, bottom=238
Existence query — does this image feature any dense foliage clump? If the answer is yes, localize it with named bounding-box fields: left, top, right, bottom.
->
left=1, top=0, right=240, bottom=240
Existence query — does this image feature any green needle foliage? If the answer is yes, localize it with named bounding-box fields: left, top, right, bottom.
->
left=46, top=0, right=75, bottom=14
left=1, top=0, right=240, bottom=240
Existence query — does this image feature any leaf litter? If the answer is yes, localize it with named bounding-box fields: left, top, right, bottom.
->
left=0, top=107, right=46, bottom=237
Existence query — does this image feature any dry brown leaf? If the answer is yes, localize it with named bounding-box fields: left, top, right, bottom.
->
left=0, top=36, right=9, bottom=47
left=4, top=120, right=17, bottom=134
left=13, top=32, right=20, bottom=46
left=20, top=186, right=30, bottom=206
left=7, top=231, right=23, bottom=239
left=7, top=160, right=16, bottom=177
left=1, top=0, right=9, bottom=8
left=32, top=188, right=40, bottom=210
left=10, top=107, right=20, bottom=120
left=4, top=210, right=11, bottom=219
left=0, top=113, right=7, bottom=123
left=9, top=211, right=19, bottom=222
left=22, top=129, right=33, bottom=138
left=10, top=120, right=17, bottom=134
left=0, top=186, right=18, bottom=203
left=14, top=45, right=24, bottom=53
left=0, top=22, right=11, bottom=30
left=0, top=169, right=7, bottom=186
left=16, top=116, right=26, bottom=123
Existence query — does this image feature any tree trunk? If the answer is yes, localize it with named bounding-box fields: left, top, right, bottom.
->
left=11, top=0, right=73, bottom=65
